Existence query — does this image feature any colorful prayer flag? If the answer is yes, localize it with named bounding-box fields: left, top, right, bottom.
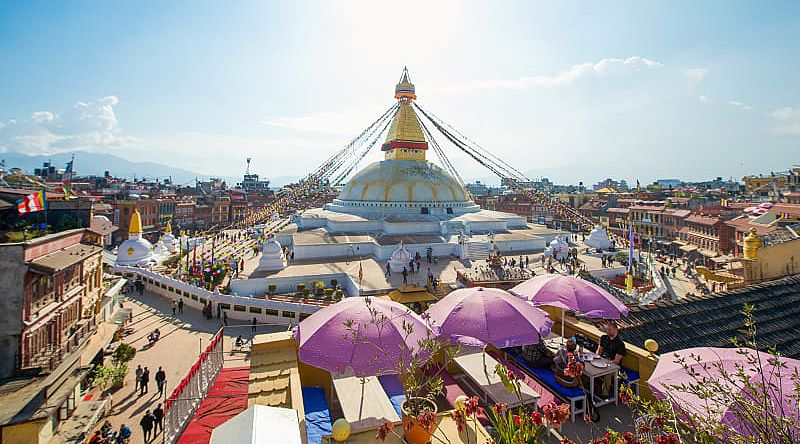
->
left=16, top=190, right=46, bottom=215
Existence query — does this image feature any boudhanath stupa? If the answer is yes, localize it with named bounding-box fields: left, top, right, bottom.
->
left=275, top=69, right=565, bottom=263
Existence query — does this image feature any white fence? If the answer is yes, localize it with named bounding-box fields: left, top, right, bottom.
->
left=112, top=266, right=322, bottom=326
left=164, top=328, right=224, bottom=444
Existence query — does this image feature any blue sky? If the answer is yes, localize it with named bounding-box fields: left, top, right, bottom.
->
left=0, top=1, right=798, bottom=185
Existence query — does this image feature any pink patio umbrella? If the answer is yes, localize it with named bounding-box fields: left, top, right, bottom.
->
left=509, top=275, right=630, bottom=341
left=294, top=296, right=434, bottom=377
left=424, top=287, right=553, bottom=349
left=648, top=347, right=800, bottom=440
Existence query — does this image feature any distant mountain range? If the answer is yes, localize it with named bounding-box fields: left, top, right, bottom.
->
left=1, top=151, right=235, bottom=185
left=1, top=150, right=308, bottom=187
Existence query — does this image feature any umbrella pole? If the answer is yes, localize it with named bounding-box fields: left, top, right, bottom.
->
left=358, top=377, right=366, bottom=420
left=561, top=308, right=566, bottom=345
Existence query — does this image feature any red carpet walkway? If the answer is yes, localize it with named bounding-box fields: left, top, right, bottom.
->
left=177, top=366, right=250, bottom=444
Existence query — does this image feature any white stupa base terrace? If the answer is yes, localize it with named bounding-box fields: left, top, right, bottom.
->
left=278, top=207, right=565, bottom=262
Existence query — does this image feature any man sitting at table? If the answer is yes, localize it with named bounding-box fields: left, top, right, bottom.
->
left=596, top=321, right=626, bottom=365
left=519, top=337, right=555, bottom=369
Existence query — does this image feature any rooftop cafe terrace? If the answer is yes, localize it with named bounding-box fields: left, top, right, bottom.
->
left=227, top=273, right=800, bottom=444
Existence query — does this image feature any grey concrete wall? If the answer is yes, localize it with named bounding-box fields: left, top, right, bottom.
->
left=0, top=244, right=26, bottom=378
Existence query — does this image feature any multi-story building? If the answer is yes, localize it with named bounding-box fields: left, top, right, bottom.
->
left=174, top=200, right=195, bottom=229
left=0, top=229, right=105, bottom=377
left=679, top=214, right=735, bottom=258
left=111, top=200, right=160, bottom=243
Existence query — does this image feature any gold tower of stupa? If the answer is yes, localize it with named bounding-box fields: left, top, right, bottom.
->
left=382, top=67, right=429, bottom=162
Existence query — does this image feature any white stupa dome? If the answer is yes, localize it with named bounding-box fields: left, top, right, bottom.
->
left=255, top=239, right=287, bottom=272
left=160, top=220, right=178, bottom=254
left=585, top=225, right=612, bottom=250
left=116, top=209, right=155, bottom=266
left=545, top=236, right=570, bottom=260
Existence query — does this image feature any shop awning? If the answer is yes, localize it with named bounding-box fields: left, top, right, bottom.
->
left=699, top=249, right=717, bottom=258
left=386, top=289, right=437, bottom=304
left=679, top=244, right=698, bottom=253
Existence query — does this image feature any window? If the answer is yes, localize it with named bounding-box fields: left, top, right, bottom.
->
left=199, top=297, right=206, bottom=304
left=299, top=313, right=311, bottom=321
left=218, top=303, right=231, bottom=310
left=234, top=305, right=246, bottom=312
left=249, top=307, right=262, bottom=314
left=282, top=311, right=295, bottom=318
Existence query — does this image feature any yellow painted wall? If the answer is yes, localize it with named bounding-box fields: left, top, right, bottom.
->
left=743, top=238, right=800, bottom=283
left=1, top=417, right=49, bottom=444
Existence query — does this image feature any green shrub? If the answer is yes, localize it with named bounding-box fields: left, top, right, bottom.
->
left=111, top=343, right=136, bottom=366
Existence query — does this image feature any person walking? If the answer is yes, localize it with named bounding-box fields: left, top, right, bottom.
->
left=385, top=262, right=391, bottom=277
left=153, top=403, right=164, bottom=436
left=135, top=365, right=143, bottom=392
left=140, top=367, right=150, bottom=396
left=140, top=410, right=155, bottom=442
left=252, top=317, right=257, bottom=333
left=155, top=367, right=166, bottom=397
left=223, top=311, right=228, bottom=326
left=178, top=299, right=184, bottom=314
left=172, top=300, right=177, bottom=316
left=402, top=267, right=408, bottom=285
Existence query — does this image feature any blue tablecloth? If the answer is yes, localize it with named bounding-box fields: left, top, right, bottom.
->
left=302, top=386, right=332, bottom=444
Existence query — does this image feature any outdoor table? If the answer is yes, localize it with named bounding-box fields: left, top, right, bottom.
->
left=453, top=348, right=540, bottom=408
left=331, top=371, right=400, bottom=428
left=581, top=355, right=620, bottom=408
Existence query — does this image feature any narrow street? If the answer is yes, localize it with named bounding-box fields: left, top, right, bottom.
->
left=88, top=289, right=282, bottom=444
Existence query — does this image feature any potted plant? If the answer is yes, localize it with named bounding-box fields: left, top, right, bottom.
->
left=267, top=284, right=277, bottom=295
left=311, top=280, right=325, bottom=296
left=344, top=306, right=460, bottom=444
left=330, top=278, right=338, bottom=289
left=297, top=283, right=306, bottom=293
left=333, top=289, right=344, bottom=301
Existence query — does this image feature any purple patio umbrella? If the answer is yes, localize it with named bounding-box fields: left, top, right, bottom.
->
left=294, top=296, right=434, bottom=377
left=510, top=275, right=629, bottom=341
left=648, top=347, right=800, bottom=440
left=424, top=286, right=553, bottom=349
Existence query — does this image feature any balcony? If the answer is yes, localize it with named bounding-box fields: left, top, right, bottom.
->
left=19, top=320, right=95, bottom=373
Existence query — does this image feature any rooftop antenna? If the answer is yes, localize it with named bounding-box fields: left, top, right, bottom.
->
left=246, top=157, right=252, bottom=175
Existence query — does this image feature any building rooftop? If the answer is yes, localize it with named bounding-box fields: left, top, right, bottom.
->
left=28, top=243, right=102, bottom=273
left=621, top=275, right=800, bottom=359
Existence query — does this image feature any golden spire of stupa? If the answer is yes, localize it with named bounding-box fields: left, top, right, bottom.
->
left=129, top=209, right=143, bottom=235
left=164, top=219, right=172, bottom=234
left=382, top=67, right=429, bottom=162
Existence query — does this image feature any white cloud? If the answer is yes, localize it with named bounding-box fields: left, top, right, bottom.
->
left=769, top=106, right=800, bottom=134
left=682, top=68, right=709, bottom=88
left=728, top=100, right=752, bottom=110
left=0, top=96, right=131, bottom=155
left=431, top=56, right=664, bottom=93
left=698, top=95, right=711, bottom=103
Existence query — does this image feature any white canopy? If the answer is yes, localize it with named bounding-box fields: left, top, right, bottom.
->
left=209, top=405, right=301, bottom=444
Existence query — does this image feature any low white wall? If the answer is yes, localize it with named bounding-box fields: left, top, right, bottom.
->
left=230, top=272, right=359, bottom=298
left=112, top=266, right=322, bottom=326
left=588, top=266, right=626, bottom=280
left=639, top=260, right=668, bottom=305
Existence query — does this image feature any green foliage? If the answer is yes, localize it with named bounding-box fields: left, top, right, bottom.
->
left=91, top=363, right=129, bottom=391
left=267, top=284, right=277, bottom=294
left=110, top=343, right=136, bottom=366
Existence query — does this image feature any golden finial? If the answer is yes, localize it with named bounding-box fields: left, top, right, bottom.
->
left=743, top=227, right=762, bottom=260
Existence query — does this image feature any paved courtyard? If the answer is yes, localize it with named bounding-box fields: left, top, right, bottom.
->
left=91, top=289, right=283, bottom=444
